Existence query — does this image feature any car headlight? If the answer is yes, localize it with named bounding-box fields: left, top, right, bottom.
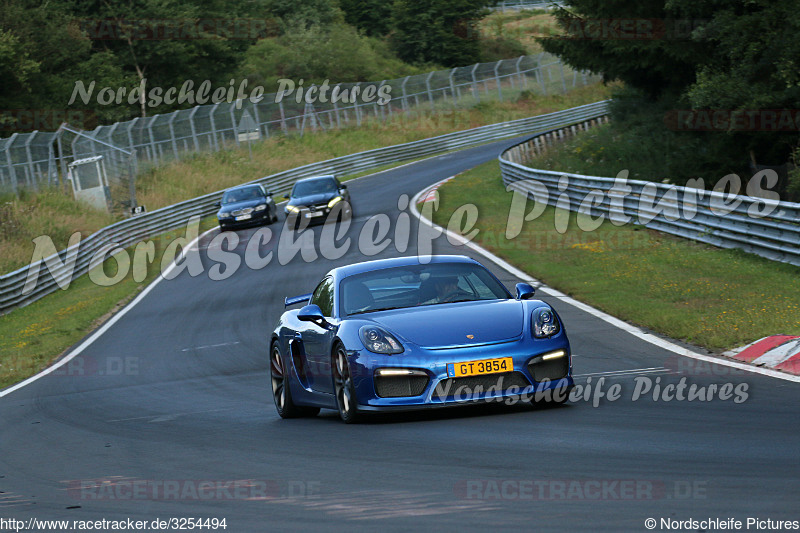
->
left=532, top=307, right=560, bottom=338
left=286, top=205, right=301, bottom=213
left=218, top=212, right=231, bottom=219
left=328, top=196, right=342, bottom=208
left=254, top=204, right=267, bottom=211
left=359, top=326, right=404, bottom=354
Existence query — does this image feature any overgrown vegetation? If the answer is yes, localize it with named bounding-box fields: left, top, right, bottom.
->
left=539, top=0, right=800, bottom=199
left=0, top=83, right=614, bottom=275
left=0, top=82, right=617, bottom=389
left=430, top=160, right=800, bottom=352
left=1, top=0, right=540, bottom=128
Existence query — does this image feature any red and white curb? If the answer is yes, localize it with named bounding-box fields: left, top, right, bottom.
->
left=411, top=175, right=800, bottom=384
left=417, top=177, right=454, bottom=204
left=723, top=336, right=800, bottom=375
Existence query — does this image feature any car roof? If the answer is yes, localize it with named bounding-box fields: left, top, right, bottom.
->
left=293, top=175, right=336, bottom=185
left=332, top=255, right=480, bottom=279
left=224, top=183, right=263, bottom=192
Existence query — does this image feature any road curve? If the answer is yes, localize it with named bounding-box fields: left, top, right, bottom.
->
left=1, top=136, right=798, bottom=532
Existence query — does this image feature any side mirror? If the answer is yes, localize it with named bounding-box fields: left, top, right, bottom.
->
left=340, top=184, right=347, bottom=189
left=283, top=194, right=290, bottom=200
left=213, top=201, right=221, bottom=208
left=265, top=190, right=272, bottom=197
left=515, top=283, right=535, bottom=300
left=297, top=304, right=328, bottom=327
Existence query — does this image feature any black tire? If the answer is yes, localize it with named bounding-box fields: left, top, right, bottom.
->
left=332, top=343, right=360, bottom=424
left=270, top=343, right=319, bottom=418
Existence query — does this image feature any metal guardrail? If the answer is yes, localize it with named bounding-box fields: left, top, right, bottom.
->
left=0, top=101, right=610, bottom=315
left=491, top=1, right=564, bottom=12
left=0, top=52, right=598, bottom=201
left=500, top=125, right=800, bottom=267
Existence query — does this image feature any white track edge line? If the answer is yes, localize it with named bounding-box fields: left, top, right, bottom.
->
left=0, top=156, right=480, bottom=398
left=0, top=226, right=218, bottom=397
left=409, top=176, right=800, bottom=384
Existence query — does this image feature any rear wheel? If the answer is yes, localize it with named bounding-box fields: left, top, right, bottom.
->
left=271, top=343, right=319, bottom=418
left=332, top=344, right=360, bottom=424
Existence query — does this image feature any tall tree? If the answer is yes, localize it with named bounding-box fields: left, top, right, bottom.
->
left=340, top=0, right=392, bottom=37
left=538, top=0, right=800, bottom=190
left=390, top=0, right=493, bottom=67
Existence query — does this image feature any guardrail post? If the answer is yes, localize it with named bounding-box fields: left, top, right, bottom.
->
left=209, top=103, right=220, bottom=151
left=470, top=64, right=480, bottom=103
left=167, top=112, right=180, bottom=159
left=449, top=69, right=457, bottom=105
left=494, top=61, right=503, bottom=101
left=46, top=140, right=57, bottom=187
left=230, top=103, right=240, bottom=147
left=425, top=72, right=435, bottom=110
left=188, top=106, right=200, bottom=151
left=401, top=76, right=410, bottom=112
left=515, top=56, right=526, bottom=88
left=126, top=117, right=138, bottom=160
left=128, top=148, right=137, bottom=210
left=354, top=83, right=362, bottom=126
left=147, top=115, right=160, bottom=163
left=4, top=134, right=19, bottom=197
left=24, top=133, right=38, bottom=191
left=55, top=127, right=68, bottom=193
left=278, top=101, right=288, bottom=134
left=332, top=98, right=341, bottom=129
left=380, top=80, right=392, bottom=119
left=251, top=100, right=266, bottom=139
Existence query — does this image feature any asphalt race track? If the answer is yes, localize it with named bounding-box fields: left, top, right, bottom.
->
left=1, top=136, right=798, bottom=532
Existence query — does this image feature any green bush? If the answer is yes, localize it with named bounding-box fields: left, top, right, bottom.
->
left=239, top=22, right=424, bottom=91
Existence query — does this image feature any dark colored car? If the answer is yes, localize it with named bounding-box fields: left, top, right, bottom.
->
left=216, top=183, right=278, bottom=230
left=284, top=175, right=352, bottom=228
left=269, top=255, right=573, bottom=423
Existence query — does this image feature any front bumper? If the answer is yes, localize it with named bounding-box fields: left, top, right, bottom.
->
left=349, top=336, right=573, bottom=411
left=219, top=209, right=270, bottom=229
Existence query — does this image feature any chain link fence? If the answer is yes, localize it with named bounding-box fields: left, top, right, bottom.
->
left=0, top=53, right=599, bottom=205
left=491, top=1, right=564, bottom=12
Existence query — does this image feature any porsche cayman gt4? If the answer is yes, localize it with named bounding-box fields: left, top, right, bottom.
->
left=269, top=255, right=573, bottom=423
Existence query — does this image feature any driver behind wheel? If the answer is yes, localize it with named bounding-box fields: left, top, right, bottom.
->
left=420, top=275, right=463, bottom=304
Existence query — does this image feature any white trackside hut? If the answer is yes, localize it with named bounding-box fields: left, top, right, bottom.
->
left=67, top=155, right=110, bottom=212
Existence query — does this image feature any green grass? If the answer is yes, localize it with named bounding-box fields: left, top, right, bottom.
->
left=521, top=122, right=667, bottom=180
left=0, top=81, right=613, bottom=390
left=0, top=216, right=218, bottom=389
left=0, top=83, right=613, bottom=276
left=429, top=160, right=800, bottom=352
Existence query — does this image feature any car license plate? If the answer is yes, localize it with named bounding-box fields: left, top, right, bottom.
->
left=305, top=211, right=323, bottom=218
left=447, top=357, right=513, bottom=378
left=235, top=214, right=251, bottom=221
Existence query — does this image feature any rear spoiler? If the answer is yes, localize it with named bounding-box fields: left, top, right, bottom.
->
left=284, top=293, right=312, bottom=307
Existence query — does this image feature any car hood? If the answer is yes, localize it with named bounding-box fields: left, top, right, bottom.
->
left=219, top=198, right=267, bottom=213
left=367, top=299, right=524, bottom=348
left=289, top=192, right=338, bottom=207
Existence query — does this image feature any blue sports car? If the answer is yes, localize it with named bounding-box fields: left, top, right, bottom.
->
left=269, top=255, right=573, bottom=423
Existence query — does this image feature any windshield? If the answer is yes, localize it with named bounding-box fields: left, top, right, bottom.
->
left=221, top=187, right=263, bottom=204
left=340, top=263, right=511, bottom=316
left=291, top=179, right=338, bottom=197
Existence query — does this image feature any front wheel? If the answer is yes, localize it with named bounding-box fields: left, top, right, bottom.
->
left=271, top=343, right=319, bottom=418
left=332, top=344, right=360, bottom=423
